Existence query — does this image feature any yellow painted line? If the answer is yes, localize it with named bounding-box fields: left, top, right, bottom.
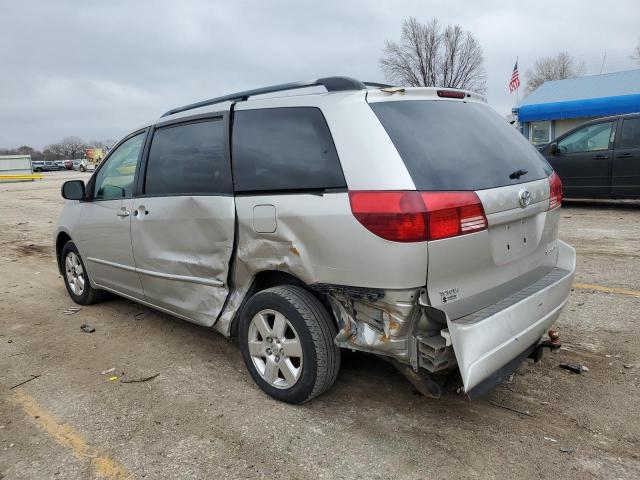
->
left=0, top=174, right=43, bottom=179
left=573, top=282, right=640, bottom=297
left=11, top=390, right=134, bottom=480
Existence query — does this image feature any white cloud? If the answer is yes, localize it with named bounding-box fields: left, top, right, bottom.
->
left=1, top=0, right=639, bottom=147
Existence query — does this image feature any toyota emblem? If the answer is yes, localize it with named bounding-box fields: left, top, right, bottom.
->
left=518, top=189, right=531, bottom=208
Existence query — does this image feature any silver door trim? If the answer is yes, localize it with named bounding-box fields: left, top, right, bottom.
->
left=87, top=257, right=224, bottom=288
left=87, top=257, right=137, bottom=272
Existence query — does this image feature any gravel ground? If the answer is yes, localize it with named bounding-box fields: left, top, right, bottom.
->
left=1, top=172, right=639, bottom=479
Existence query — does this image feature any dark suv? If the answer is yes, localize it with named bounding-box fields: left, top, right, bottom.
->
left=540, top=113, right=640, bottom=198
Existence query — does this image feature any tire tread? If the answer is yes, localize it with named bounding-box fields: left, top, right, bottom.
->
left=250, top=285, right=340, bottom=403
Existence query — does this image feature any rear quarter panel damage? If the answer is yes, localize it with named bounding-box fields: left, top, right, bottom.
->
left=214, top=193, right=429, bottom=337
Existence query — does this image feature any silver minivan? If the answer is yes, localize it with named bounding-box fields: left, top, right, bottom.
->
left=56, top=77, right=575, bottom=403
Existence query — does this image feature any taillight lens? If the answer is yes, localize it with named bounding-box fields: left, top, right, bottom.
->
left=437, top=89, right=466, bottom=99
left=549, top=172, right=563, bottom=210
left=349, top=191, right=487, bottom=242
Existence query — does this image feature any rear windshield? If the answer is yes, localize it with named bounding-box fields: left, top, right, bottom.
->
left=369, top=100, right=552, bottom=191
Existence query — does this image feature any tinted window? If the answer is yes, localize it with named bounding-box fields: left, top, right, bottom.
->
left=370, top=100, right=551, bottom=191
left=145, top=120, right=231, bottom=195
left=232, top=108, right=346, bottom=192
left=618, top=118, right=640, bottom=149
left=558, top=122, right=613, bottom=154
left=94, top=133, right=145, bottom=200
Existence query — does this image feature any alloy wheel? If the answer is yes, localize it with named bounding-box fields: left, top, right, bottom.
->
left=65, top=251, right=85, bottom=296
left=247, top=309, right=303, bottom=389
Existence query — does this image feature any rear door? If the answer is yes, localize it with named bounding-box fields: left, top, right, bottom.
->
left=130, top=114, right=235, bottom=326
left=547, top=120, right=615, bottom=197
left=612, top=116, right=640, bottom=197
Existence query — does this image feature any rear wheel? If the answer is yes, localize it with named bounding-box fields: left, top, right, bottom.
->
left=61, top=241, right=102, bottom=305
left=79, top=165, right=86, bottom=172
left=239, top=285, right=340, bottom=404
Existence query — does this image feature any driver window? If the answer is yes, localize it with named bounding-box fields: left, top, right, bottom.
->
left=557, top=122, right=613, bottom=154
left=93, top=133, right=145, bottom=200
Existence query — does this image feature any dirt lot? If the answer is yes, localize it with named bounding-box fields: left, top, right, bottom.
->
left=1, top=171, right=639, bottom=479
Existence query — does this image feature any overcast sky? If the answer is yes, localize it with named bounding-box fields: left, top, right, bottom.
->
left=2, top=0, right=639, bottom=149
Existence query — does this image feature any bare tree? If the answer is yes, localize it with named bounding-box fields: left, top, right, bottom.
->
left=632, top=39, right=640, bottom=64
left=58, top=136, right=87, bottom=160
left=44, top=143, right=66, bottom=160
left=525, top=52, right=586, bottom=94
left=380, top=17, right=487, bottom=94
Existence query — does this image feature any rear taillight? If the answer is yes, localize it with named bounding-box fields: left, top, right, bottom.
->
left=349, top=191, right=487, bottom=242
left=549, top=172, right=563, bottom=210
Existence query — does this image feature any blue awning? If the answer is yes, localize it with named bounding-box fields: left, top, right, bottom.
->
left=518, top=93, right=640, bottom=122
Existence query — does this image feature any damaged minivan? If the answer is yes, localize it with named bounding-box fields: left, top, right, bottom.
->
left=56, top=77, right=575, bottom=403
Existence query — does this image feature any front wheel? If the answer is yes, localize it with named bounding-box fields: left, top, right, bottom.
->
left=239, top=285, right=340, bottom=404
left=60, top=241, right=103, bottom=305
left=79, top=165, right=86, bottom=172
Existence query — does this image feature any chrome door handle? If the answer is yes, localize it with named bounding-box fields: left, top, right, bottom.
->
left=116, top=210, right=130, bottom=218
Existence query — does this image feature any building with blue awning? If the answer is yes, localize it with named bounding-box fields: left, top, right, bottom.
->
left=513, top=69, right=640, bottom=145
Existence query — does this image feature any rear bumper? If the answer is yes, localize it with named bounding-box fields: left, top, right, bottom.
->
left=447, top=240, right=576, bottom=395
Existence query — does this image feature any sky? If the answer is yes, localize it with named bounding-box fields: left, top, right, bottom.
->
left=2, top=0, right=639, bottom=149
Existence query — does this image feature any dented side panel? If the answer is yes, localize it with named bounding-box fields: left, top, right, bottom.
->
left=130, top=195, right=235, bottom=326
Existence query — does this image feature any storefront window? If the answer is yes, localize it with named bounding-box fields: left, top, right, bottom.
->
left=529, top=121, right=551, bottom=145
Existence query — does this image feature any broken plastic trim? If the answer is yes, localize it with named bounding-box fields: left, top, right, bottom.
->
left=311, top=283, right=385, bottom=302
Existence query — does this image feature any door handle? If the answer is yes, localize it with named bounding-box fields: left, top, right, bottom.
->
left=116, top=210, right=130, bottom=218
left=133, top=205, right=149, bottom=217
left=594, top=154, right=609, bottom=159
left=616, top=153, right=632, bottom=158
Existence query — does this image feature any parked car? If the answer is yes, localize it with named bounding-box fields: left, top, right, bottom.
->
left=55, top=77, right=575, bottom=403
left=41, top=160, right=64, bottom=171
left=31, top=161, right=46, bottom=172
left=73, top=159, right=95, bottom=172
left=539, top=113, right=640, bottom=198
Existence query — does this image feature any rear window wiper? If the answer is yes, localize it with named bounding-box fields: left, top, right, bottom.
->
left=509, top=169, right=528, bottom=180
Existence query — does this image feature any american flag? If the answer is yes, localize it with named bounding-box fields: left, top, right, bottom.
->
left=509, top=61, right=520, bottom=93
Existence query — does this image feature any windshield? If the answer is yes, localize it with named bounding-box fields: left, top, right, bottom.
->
left=369, top=100, right=552, bottom=191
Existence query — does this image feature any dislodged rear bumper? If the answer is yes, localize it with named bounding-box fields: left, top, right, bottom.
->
left=447, top=240, right=576, bottom=395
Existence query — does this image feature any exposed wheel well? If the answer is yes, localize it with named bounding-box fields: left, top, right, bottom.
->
left=55, top=232, right=72, bottom=274
left=228, top=270, right=333, bottom=340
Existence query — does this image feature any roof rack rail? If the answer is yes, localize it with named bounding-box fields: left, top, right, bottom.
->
left=160, top=76, right=391, bottom=118
left=363, top=81, right=394, bottom=88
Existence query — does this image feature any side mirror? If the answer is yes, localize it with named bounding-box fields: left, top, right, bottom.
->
left=549, top=143, right=559, bottom=155
left=61, top=180, right=86, bottom=200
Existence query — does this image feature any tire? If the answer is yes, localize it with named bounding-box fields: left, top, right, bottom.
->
left=79, top=166, right=86, bottom=172
left=34, top=168, right=42, bottom=172
left=239, top=285, right=340, bottom=404
left=60, top=241, right=102, bottom=305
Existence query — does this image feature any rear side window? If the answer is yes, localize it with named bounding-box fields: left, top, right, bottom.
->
left=232, top=107, right=346, bottom=192
left=145, top=119, right=232, bottom=195
left=370, top=100, right=552, bottom=191
left=617, top=118, right=640, bottom=149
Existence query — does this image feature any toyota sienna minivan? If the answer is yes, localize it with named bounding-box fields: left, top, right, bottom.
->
left=56, top=76, right=575, bottom=403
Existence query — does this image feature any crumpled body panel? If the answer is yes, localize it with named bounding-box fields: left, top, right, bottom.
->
left=215, top=192, right=429, bottom=336
left=130, top=195, right=235, bottom=326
